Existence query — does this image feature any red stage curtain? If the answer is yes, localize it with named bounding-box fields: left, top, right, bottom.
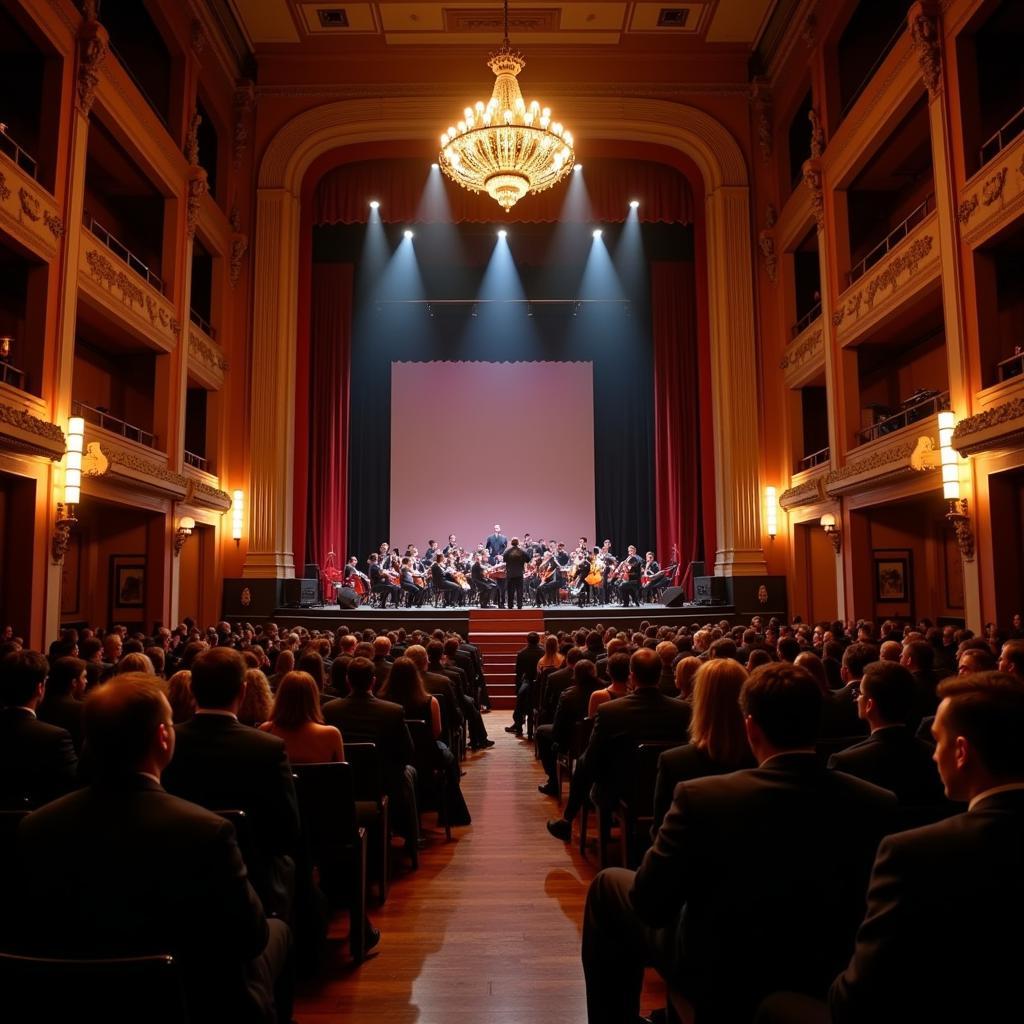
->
left=314, top=157, right=693, bottom=225
left=652, top=261, right=702, bottom=596
left=306, top=263, right=353, bottom=575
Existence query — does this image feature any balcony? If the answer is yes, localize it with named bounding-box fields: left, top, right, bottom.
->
left=73, top=399, right=155, bottom=449
left=959, top=125, right=1024, bottom=248
left=799, top=446, right=831, bottom=472
left=0, top=358, right=25, bottom=392
left=0, top=124, right=37, bottom=181
left=855, top=389, right=949, bottom=447
left=84, top=214, right=164, bottom=294
left=840, top=19, right=906, bottom=121
left=189, top=308, right=215, bottom=341
left=997, top=350, right=1024, bottom=384
left=848, top=196, right=933, bottom=286
left=184, top=449, right=208, bottom=472
left=791, top=302, right=822, bottom=339
left=979, top=102, right=1024, bottom=168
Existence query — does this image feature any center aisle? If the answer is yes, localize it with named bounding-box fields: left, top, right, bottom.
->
left=295, top=712, right=600, bottom=1022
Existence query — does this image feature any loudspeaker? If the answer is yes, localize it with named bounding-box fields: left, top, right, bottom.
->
left=661, top=586, right=687, bottom=607
left=694, top=575, right=728, bottom=605
left=303, top=563, right=320, bottom=580
left=336, top=586, right=361, bottom=610
left=689, top=561, right=705, bottom=579
left=283, top=577, right=319, bottom=607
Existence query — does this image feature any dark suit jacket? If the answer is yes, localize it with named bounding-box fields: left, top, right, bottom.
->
left=161, top=713, right=300, bottom=914
left=503, top=545, right=528, bottom=578
left=371, top=656, right=392, bottom=694
left=551, top=684, right=594, bottom=750
left=36, top=694, right=86, bottom=754
left=828, top=726, right=948, bottom=808
left=819, top=684, right=868, bottom=739
left=653, top=742, right=755, bottom=833
left=515, top=644, right=544, bottom=685
left=14, top=774, right=272, bottom=1022
left=583, top=688, right=692, bottom=796
left=322, top=692, right=413, bottom=784
left=0, top=707, right=78, bottom=807
left=830, top=789, right=1024, bottom=1023
left=631, top=753, right=896, bottom=1021
left=421, top=670, right=463, bottom=735
left=485, top=533, right=508, bottom=558
left=541, top=664, right=574, bottom=723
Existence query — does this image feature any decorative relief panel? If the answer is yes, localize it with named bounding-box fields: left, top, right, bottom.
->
left=81, top=440, right=188, bottom=499
left=958, top=131, right=1024, bottom=247
left=0, top=159, right=61, bottom=261
left=952, top=397, right=1024, bottom=457
left=833, top=218, right=938, bottom=346
left=779, top=474, right=826, bottom=510
left=186, top=476, right=232, bottom=512
left=0, top=400, right=66, bottom=460
left=824, top=435, right=935, bottom=497
left=780, top=326, right=824, bottom=388
left=187, top=328, right=227, bottom=390
left=79, top=231, right=180, bottom=351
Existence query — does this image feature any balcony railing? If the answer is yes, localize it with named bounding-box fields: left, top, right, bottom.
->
left=106, top=41, right=169, bottom=130
left=791, top=302, right=822, bottom=338
left=184, top=449, right=208, bottom=472
left=799, top=446, right=830, bottom=471
left=856, top=389, right=949, bottom=446
left=997, top=349, right=1024, bottom=384
left=840, top=19, right=906, bottom=119
left=0, top=360, right=26, bottom=391
left=73, top=399, right=156, bottom=449
left=0, top=123, right=38, bottom=180
left=189, top=308, right=216, bottom=340
left=979, top=101, right=1024, bottom=168
left=84, top=213, right=164, bottom=294
left=847, top=195, right=933, bottom=286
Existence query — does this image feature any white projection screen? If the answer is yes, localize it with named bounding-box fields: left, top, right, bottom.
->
left=390, top=361, right=595, bottom=554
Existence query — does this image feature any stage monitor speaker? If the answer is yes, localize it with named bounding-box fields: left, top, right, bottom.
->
left=336, top=586, right=361, bottom=610
left=303, top=563, right=319, bottom=580
left=689, top=561, right=705, bottom=579
left=661, top=586, right=687, bottom=607
left=694, top=575, right=728, bottom=605
left=283, top=577, right=319, bottom=607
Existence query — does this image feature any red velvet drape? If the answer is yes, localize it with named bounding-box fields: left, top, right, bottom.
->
left=314, top=157, right=693, bottom=225
left=306, top=263, right=353, bottom=574
left=652, top=261, right=702, bottom=596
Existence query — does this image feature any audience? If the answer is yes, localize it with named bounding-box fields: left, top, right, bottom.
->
left=260, top=670, right=344, bottom=763
left=36, top=655, right=88, bottom=753
left=166, top=668, right=197, bottom=723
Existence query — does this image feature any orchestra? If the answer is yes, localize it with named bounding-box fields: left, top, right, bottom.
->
left=321, top=529, right=680, bottom=609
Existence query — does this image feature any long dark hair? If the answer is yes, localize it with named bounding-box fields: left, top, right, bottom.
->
left=379, top=656, right=429, bottom=711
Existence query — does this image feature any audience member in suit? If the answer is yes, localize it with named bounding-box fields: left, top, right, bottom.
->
left=830, top=672, right=1024, bottom=1023
left=827, top=660, right=950, bottom=819
left=507, top=631, right=544, bottom=736
left=899, top=638, right=940, bottom=728
left=548, top=649, right=691, bottom=841
left=828, top=642, right=876, bottom=738
left=36, top=655, right=88, bottom=754
left=325, top=652, right=351, bottom=698
left=405, top=644, right=463, bottom=749
left=323, top=657, right=419, bottom=849
left=12, top=675, right=292, bottom=1023
left=162, top=647, right=301, bottom=920
left=588, top=650, right=631, bottom=718
left=371, top=635, right=393, bottom=693
left=581, top=662, right=896, bottom=1024
left=652, top=658, right=755, bottom=832
left=456, top=635, right=489, bottom=709
left=427, top=640, right=492, bottom=750
left=998, top=638, right=1024, bottom=682
left=0, top=649, right=78, bottom=807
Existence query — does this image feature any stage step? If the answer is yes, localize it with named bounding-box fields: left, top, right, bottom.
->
left=469, top=609, right=545, bottom=709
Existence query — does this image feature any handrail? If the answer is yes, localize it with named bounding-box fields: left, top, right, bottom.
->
left=847, top=195, right=933, bottom=285
left=189, top=308, right=215, bottom=339
left=83, top=213, right=164, bottom=294
left=979, top=102, right=1024, bottom=168
left=840, top=19, right=906, bottom=119
left=0, top=123, right=38, bottom=180
left=799, top=446, right=830, bottom=471
left=106, top=40, right=170, bottom=129
left=856, top=389, right=949, bottom=446
left=791, top=302, right=822, bottom=338
left=0, top=361, right=26, bottom=391
left=184, top=449, right=208, bottom=472
left=996, top=350, right=1024, bottom=384
left=72, top=399, right=156, bottom=449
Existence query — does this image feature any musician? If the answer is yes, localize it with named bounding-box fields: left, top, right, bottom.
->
left=424, top=540, right=439, bottom=566
left=485, top=525, right=508, bottom=561
left=378, top=542, right=392, bottom=567
left=368, top=553, right=401, bottom=609
left=470, top=554, right=498, bottom=609
left=399, top=557, right=425, bottom=608
left=503, top=537, right=529, bottom=610
left=432, top=554, right=465, bottom=607
left=619, top=544, right=643, bottom=607
left=641, top=552, right=670, bottom=603
left=443, top=534, right=458, bottom=556
left=582, top=547, right=604, bottom=606
left=536, top=543, right=570, bottom=607
left=530, top=537, right=548, bottom=559
left=343, top=556, right=370, bottom=597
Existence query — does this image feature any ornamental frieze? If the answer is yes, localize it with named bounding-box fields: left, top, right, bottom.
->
left=81, top=441, right=189, bottom=498
left=0, top=163, right=61, bottom=257
left=0, top=400, right=66, bottom=460
left=824, top=435, right=935, bottom=496
left=186, top=477, right=232, bottom=512
left=188, top=330, right=228, bottom=373
left=779, top=476, right=826, bottom=510
left=779, top=329, right=823, bottom=373
left=951, top=397, right=1024, bottom=457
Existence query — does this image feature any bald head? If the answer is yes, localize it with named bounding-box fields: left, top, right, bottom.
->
left=84, top=674, right=173, bottom=778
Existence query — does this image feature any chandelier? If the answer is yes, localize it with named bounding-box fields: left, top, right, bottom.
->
left=437, top=0, right=575, bottom=212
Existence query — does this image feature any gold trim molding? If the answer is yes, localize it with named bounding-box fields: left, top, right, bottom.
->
left=824, top=435, right=935, bottom=496
left=779, top=475, right=826, bottom=510
left=0, top=401, right=66, bottom=460
left=81, top=441, right=189, bottom=499
left=952, top=397, right=1024, bottom=457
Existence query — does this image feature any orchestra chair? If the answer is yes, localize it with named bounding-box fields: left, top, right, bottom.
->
left=556, top=716, right=594, bottom=802
left=344, top=742, right=391, bottom=903
left=606, top=740, right=680, bottom=868
left=0, top=951, right=188, bottom=1023
left=290, top=762, right=370, bottom=964
left=405, top=719, right=452, bottom=842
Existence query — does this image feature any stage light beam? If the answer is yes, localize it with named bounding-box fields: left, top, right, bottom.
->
left=498, top=229, right=507, bottom=239
left=592, top=229, right=602, bottom=239
left=629, top=199, right=639, bottom=209
left=404, top=229, right=414, bottom=240
left=369, top=200, right=380, bottom=210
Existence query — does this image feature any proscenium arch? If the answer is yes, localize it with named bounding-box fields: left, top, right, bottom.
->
left=244, top=96, right=766, bottom=579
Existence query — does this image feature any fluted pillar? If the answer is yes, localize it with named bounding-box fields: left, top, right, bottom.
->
left=706, top=184, right=768, bottom=576
left=243, top=187, right=300, bottom=579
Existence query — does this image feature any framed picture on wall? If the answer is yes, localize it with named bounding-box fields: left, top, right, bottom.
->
left=874, top=549, right=912, bottom=603
left=60, top=533, right=80, bottom=617
left=110, top=555, right=145, bottom=616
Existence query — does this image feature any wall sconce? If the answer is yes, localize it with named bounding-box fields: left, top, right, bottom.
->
left=938, top=411, right=975, bottom=560
left=765, top=486, right=778, bottom=540
left=820, top=512, right=841, bottom=554
left=0, top=335, right=11, bottom=362
left=52, top=416, right=84, bottom=563
left=174, top=516, right=196, bottom=556
left=231, top=489, right=244, bottom=547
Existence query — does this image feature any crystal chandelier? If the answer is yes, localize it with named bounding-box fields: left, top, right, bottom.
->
left=438, top=0, right=575, bottom=212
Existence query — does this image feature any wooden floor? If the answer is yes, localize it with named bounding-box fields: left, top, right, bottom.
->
left=295, top=711, right=663, bottom=1022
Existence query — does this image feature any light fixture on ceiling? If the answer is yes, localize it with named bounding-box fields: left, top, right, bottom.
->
left=437, top=0, right=574, bottom=212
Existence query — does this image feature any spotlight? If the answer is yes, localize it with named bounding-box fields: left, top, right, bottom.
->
left=592, top=229, right=602, bottom=239
left=404, top=229, right=413, bottom=240
left=629, top=199, right=639, bottom=209
left=369, top=200, right=380, bottom=210
left=431, top=163, right=439, bottom=170
left=574, top=164, right=583, bottom=172
left=497, top=229, right=507, bottom=239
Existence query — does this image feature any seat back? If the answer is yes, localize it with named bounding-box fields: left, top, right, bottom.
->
left=569, top=717, right=595, bottom=759
left=211, top=808, right=254, bottom=870
left=0, top=951, right=188, bottom=1023
left=404, top=719, right=443, bottom=773
left=291, top=762, right=358, bottom=863
left=344, top=742, right=385, bottom=805
left=624, top=742, right=682, bottom=817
